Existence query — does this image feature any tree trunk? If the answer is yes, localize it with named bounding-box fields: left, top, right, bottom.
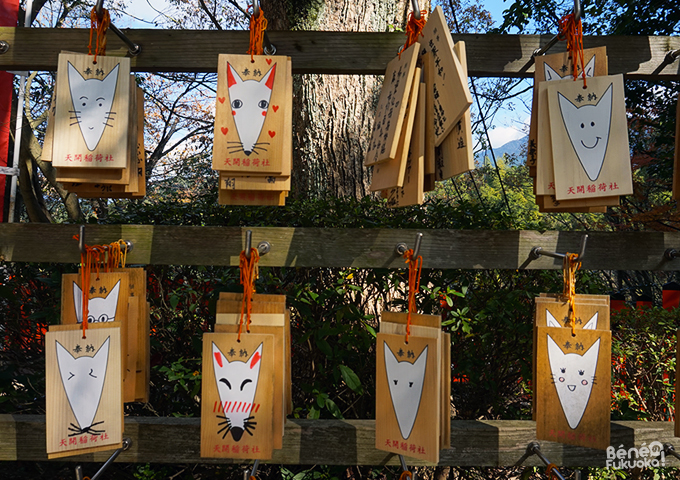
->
left=262, top=0, right=416, bottom=199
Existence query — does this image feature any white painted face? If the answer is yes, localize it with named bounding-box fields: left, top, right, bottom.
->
left=67, top=62, right=119, bottom=151
left=558, top=83, right=614, bottom=182
left=544, top=55, right=597, bottom=81
left=73, top=280, right=120, bottom=324
left=547, top=335, right=600, bottom=429
left=212, top=342, right=263, bottom=441
left=383, top=342, right=428, bottom=440
left=56, top=337, right=110, bottom=434
left=226, top=63, right=276, bottom=156
left=546, top=309, right=598, bottom=329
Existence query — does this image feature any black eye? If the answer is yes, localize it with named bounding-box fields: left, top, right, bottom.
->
left=98, top=103, right=103, bottom=107
left=579, top=370, right=585, bottom=375
left=97, top=314, right=108, bottom=322
left=590, top=122, right=595, bottom=127
left=409, top=382, right=414, bottom=388
left=258, top=100, right=269, bottom=109
left=580, top=123, right=584, bottom=128
left=232, top=99, right=243, bottom=109
left=560, top=368, right=566, bottom=373
left=88, top=315, right=95, bottom=322
left=393, top=380, right=398, bottom=385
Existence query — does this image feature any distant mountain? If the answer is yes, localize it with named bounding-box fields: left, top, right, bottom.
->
left=476, top=136, right=528, bottom=164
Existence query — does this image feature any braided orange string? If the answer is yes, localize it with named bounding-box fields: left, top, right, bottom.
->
left=400, top=10, right=427, bottom=56
left=247, top=8, right=268, bottom=61
left=238, top=248, right=260, bottom=341
left=559, top=13, right=586, bottom=88
left=88, top=7, right=111, bottom=63
left=403, top=248, right=422, bottom=344
left=545, top=463, right=560, bottom=479
left=562, top=253, right=580, bottom=335
left=399, top=471, right=413, bottom=480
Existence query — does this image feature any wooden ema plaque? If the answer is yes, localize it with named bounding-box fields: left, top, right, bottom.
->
left=382, top=83, right=426, bottom=207
left=535, top=325, right=611, bottom=450
left=220, top=174, right=290, bottom=191
left=376, top=332, right=441, bottom=464
left=201, top=332, right=275, bottom=459
left=370, top=67, right=422, bottom=192
left=46, top=323, right=123, bottom=458
left=52, top=53, right=130, bottom=169
left=365, top=43, right=419, bottom=167
left=418, top=6, right=472, bottom=146
left=61, top=272, right=130, bottom=326
left=435, top=41, right=474, bottom=181
left=547, top=74, right=633, bottom=200
left=213, top=55, right=290, bottom=175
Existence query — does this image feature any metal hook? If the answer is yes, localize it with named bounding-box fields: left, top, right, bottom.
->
left=663, top=443, right=680, bottom=461
left=398, top=454, right=416, bottom=479
left=79, top=225, right=86, bottom=254
left=75, top=438, right=131, bottom=480
left=94, top=0, right=142, bottom=56
left=525, top=442, right=567, bottom=480
left=244, top=230, right=271, bottom=260
left=411, top=0, right=421, bottom=20
left=395, top=232, right=423, bottom=258
left=532, top=0, right=582, bottom=57
left=530, top=234, right=588, bottom=264
left=664, top=249, right=678, bottom=261
left=252, top=0, right=260, bottom=17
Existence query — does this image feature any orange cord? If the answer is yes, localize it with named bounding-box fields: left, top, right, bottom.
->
left=88, top=7, right=111, bottom=63
left=558, top=13, right=586, bottom=88
left=403, top=248, right=423, bottom=343
left=400, top=10, right=427, bottom=56
left=238, top=248, right=260, bottom=341
left=545, top=463, right=560, bottom=479
left=562, top=253, right=580, bottom=335
left=399, top=471, right=413, bottom=480
left=247, top=7, right=268, bottom=61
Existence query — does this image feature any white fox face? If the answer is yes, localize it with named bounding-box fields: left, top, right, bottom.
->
left=212, top=342, right=263, bottom=441
left=56, top=336, right=110, bottom=436
left=384, top=342, right=428, bottom=439
left=67, top=62, right=119, bottom=151
left=547, top=335, right=600, bottom=429
left=543, top=55, right=597, bottom=81
left=73, top=280, right=120, bottom=324
left=558, top=83, right=614, bottom=182
left=226, top=63, right=276, bottom=156
left=546, top=309, right=598, bottom=329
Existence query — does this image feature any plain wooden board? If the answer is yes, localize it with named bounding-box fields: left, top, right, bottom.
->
left=216, top=313, right=285, bottom=327
left=201, top=332, right=274, bottom=459
left=46, top=323, right=123, bottom=457
left=370, top=67, right=421, bottom=192
left=136, top=302, right=151, bottom=402
left=673, top=99, right=680, bottom=201
left=548, top=75, right=633, bottom=200
left=217, top=300, right=287, bottom=315
left=124, top=296, right=139, bottom=403
left=218, top=189, right=286, bottom=206
left=52, top=53, right=130, bottom=169
left=212, top=55, right=289, bottom=174
left=537, top=194, right=615, bottom=212
left=382, top=311, right=441, bottom=329
left=422, top=53, right=436, bottom=176
left=376, top=333, right=441, bottom=464
left=441, top=332, right=451, bottom=450
left=219, top=174, right=291, bottom=191
left=535, top=78, right=570, bottom=195
left=382, top=83, right=425, bottom=207
left=418, top=6, right=472, bottom=145
left=56, top=164, right=131, bottom=185
left=285, top=309, right=292, bottom=415
left=219, top=292, right=286, bottom=303
left=535, top=326, right=611, bottom=450
left=365, top=43, right=419, bottom=167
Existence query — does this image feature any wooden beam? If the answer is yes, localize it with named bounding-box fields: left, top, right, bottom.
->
left=1, top=224, right=680, bottom=271
left=0, top=28, right=677, bottom=78
left=0, top=415, right=677, bottom=467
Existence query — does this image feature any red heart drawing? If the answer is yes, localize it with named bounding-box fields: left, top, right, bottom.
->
left=268, top=131, right=276, bottom=138
left=218, top=97, right=225, bottom=104
left=266, top=58, right=272, bottom=65
left=221, top=127, right=228, bottom=135
left=272, top=105, right=279, bottom=112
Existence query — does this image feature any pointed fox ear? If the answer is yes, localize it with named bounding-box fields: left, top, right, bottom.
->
left=227, top=63, right=240, bottom=88
left=249, top=343, right=264, bottom=369
left=67, top=62, right=86, bottom=83
left=544, top=63, right=564, bottom=81
left=262, top=64, right=276, bottom=90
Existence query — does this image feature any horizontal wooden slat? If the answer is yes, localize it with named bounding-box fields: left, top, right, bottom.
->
left=1, top=224, right=680, bottom=271
left=0, top=415, right=677, bottom=467
left=0, top=28, right=677, bottom=78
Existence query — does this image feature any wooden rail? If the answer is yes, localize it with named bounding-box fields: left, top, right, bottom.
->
left=0, top=28, right=677, bottom=78
left=1, top=224, right=680, bottom=271
left=0, top=415, right=677, bottom=467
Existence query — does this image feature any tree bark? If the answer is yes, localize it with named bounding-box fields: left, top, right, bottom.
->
left=261, top=0, right=416, bottom=199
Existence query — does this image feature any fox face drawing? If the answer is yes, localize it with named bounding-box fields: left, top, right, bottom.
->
left=546, top=309, right=598, bottom=330
left=67, top=62, right=119, bottom=151
left=543, top=55, right=597, bottom=81
left=558, top=83, right=614, bottom=182
left=73, top=280, right=120, bottom=324
left=547, top=335, right=600, bottom=429
left=226, top=63, right=276, bottom=156
left=212, top=342, right=263, bottom=441
left=384, top=342, right=428, bottom=439
left=56, top=337, right=110, bottom=436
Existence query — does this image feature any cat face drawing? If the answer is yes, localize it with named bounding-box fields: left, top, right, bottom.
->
left=67, top=62, right=119, bottom=151
left=543, top=55, right=597, bottom=81
left=226, top=63, right=276, bottom=156
left=547, top=335, right=600, bottom=429
left=383, top=342, right=428, bottom=439
left=558, top=83, right=614, bottom=182
left=546, top=309, right=598, bottom=330
left=212, top=342, right=263, bottom=441
left=56, top=336, right=110, bottom=436
left=73, top=280, right=120, bottom=324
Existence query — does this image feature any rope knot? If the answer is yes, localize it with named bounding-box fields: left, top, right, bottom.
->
left=88, top=7, right=111, bottom=63
left=239, top=248, right=260, bottom=340
left=561, top=253, right=580, bottom=335
left=400, top=10, right=427, bottom=56
left=403, top=248, right=422, bottom=343
left=558, top=13, right=586, bottom=88
left=247, top=7, right=268, bottom=61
